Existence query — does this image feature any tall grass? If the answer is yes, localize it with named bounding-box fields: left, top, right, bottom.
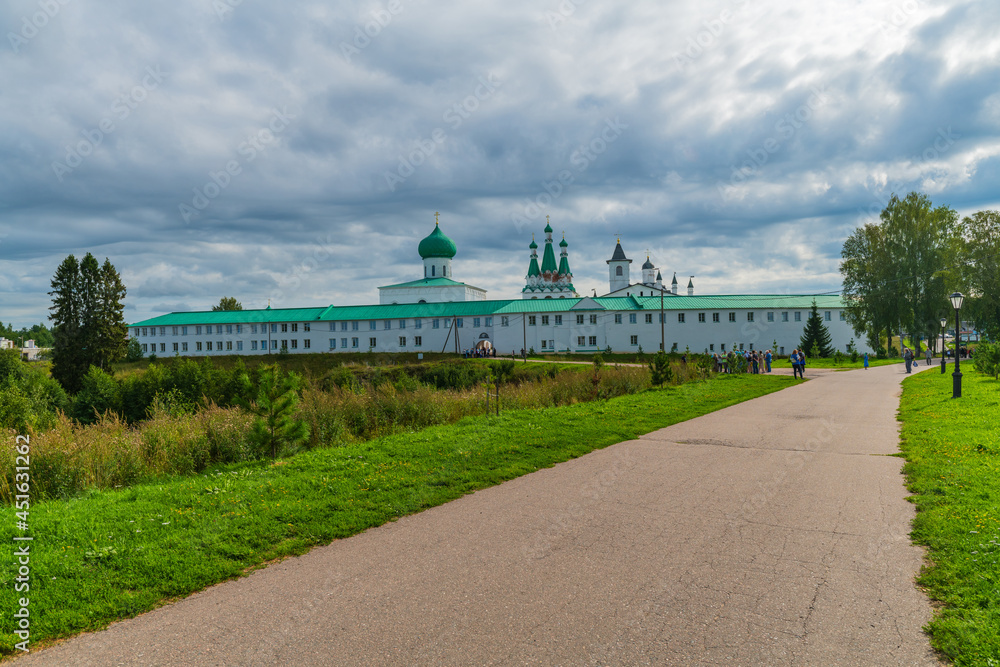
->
left=2, top=364, right=653, bottom=502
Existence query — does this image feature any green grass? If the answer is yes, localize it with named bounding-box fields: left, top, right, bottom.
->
left=898, top=368, right=1000, bottom=665
left=0, top=373, right=797, bottom=653
left=772, top=357, right=902, bottom=369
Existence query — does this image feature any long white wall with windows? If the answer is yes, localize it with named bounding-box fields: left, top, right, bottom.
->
left=130, top=297, right=867, bottom=358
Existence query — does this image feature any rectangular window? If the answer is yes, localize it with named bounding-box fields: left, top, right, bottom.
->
left=576, top=314, right=584, bottom=325
left=280, top=340, right=287, bottom=350
left=226, top=325, right=233, bottom=335
left=236, top=341, right=243, bottom=351
left=399, top=336, right=406, bottom=346
left=369, top=337, right=377, bottom=348
left=291, top=323, right=298, bottom=332
left=780, top=346, right=785, bottom=355
left=271, top=340, right=278, bottom=350
left=577, top=336, right=586, bottom=346
left=589, top=314, right=597, bottom=325
left=824, top=311, right=832, bottom=321
left=767, top=312, right=774, bottom=322
left=709, top=343, right=714, bottom=351
left=217, top=341, right=223, bottom=350
left=149, top=328, right=155, bottom=337
left=236, top=324, right=242, bottom=334
left=342, top=322, right=349, bottom=331
left=588, top=336, right=597, bottom=346
left=172, top=326, right=178, bottom=335
left=290, top=340, right=297, bottom=349
left=196, top=342, right=202, bottom=351
left=729, top=313, right=736, bottom=322
left=630, top=335, right=638, bottom=345
left=252, top=324, right=258, bottom=334
left=261, top=340, right=267, bottom=350
left=541, top=340, right=547, bottom=349
left=304, top=323, right=310, bottom=332
left=712, top=313, right=720, bottom=323
left=444, top=318, right=451, bottom=329
left=384, top=321, right=391, bottom=330
left=456, top=318, right=463, bottom=328
left=747, top=312, right=754, bottom=322
left=629, top=313, right=637, bottom=324
left=252, top=341, right=258, bottom=350
left=415, top=319, right=422, bottom=329
left=341, top=338, right=348, bottom=348
left=142, top=343, right=148, bottom=352
left=501, top=316, right=509, bottom=327
left=485, top=317, right=493, bottom=327
left=540, top=316, right=548, bottom=326
left=216, top=326, right=223, bottom=335
left=614, top=314, right=622, bottom=324
left=840, top=311, right=846, bottom=321
left=552, top=315, right=560, bottom=326
left=645, top=313, right=653, bottom=324
left=304, top=339, right=310, bottom=349
left=399, top=319, right=406, bottom=329
left=206, top=341, right=212, bottom=351
left=281, top=323, right=288, bottom=333
left=160, top=327, right=166, bottom=336
left=782, top=312, right=789, bottom=322
left=330, top=322, right=336, bottom=331
left=698, top=313, right=706, bottom=323
left=414, top=336, right=422, bottom=347
left=182, top=342, right=188, bottom=352
left=173, top=342, right=179, bottom=352
left=749, top=343, right=754, bottom=351
left=739, top=343, right=744, bottom=351
left=271, top=324, right=278, bottom=333
left=329, top=339, right=336, bottom=349
left=476, top=317, right=483, bottom=327
left=678, top=313, right=686, bottom=323
left=721, top=343, right=726, bottom=352
left=142, top=327, right=148, bottom=336
left=433, top=319, right=440, bottom=329
left=794, top=312, right=802, bottom=322
left=529, top=316, right=536, bottom=326
left=369, top=321, right=377, bottom=330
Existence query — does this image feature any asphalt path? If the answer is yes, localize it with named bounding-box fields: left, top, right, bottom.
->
left=22, top=363, right=940, bottom=665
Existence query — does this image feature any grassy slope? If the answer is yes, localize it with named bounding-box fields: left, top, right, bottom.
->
left=898, top=369, right=1000, bottom=665
left=0, top=374, right=797, bottom=653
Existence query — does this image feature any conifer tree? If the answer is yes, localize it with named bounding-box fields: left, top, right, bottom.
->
left=48, top=255, right=86, bottom=392
left=94, top=259, right=128, bottom=369
left=800, top=300, right=835, bottom=357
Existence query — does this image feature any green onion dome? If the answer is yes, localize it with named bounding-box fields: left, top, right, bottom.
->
left=418, top=223, right=457, bottom=259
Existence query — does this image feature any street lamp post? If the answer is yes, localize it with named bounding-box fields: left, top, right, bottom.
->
left=950, top=292, right=964, bottom=398
left=940, top=317, right=947, bottom=374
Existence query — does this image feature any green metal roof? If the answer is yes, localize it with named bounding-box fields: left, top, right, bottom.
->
left=132, top=294, right=844, bottom=327
left=378, top=277, right=481, bottom=289
left=540, top=238, right=558, bottom=273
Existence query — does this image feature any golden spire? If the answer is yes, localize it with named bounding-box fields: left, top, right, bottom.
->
left=434, top=211, right=440, bottom=225
left=546, top=215, right=550, bottom=224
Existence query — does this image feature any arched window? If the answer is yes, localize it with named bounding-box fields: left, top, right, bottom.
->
left=615, top=266, right=623, bottom=276
left=418, top=299, right=427, bottom=304
left=431, top=265, right=436, bottom=276
left=442, top=265, right=446, bottom=277
left=424, top=266, right=427, bottom=277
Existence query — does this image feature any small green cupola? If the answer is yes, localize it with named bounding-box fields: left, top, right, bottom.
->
left=420, top=212, right=457, bottom=279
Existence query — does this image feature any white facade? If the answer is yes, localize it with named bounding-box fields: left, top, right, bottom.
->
left=378, top=279, right=487, bottom=305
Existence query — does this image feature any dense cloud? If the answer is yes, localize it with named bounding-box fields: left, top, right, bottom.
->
left=1, top=0, right=997, bottom=326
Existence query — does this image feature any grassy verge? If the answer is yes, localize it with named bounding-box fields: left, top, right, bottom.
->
left=898, top=368, right=1000, bottom=665
left=0, top=373, right=798, bottom=654
left=772, top=357, right=902, bottom=369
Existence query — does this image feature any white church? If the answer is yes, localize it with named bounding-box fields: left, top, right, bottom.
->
left=131, top=217, right=866, bottom=357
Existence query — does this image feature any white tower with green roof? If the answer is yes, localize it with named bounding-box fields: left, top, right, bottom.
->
left=522, top=218, right=578, bottom=299
left=378, top=213, right=487, bottom=304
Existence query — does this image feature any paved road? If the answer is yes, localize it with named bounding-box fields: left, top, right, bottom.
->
left=23, top=364, right=939, bottom=666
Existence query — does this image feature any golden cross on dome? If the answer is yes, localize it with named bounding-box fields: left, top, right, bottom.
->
left=434, top=211, right=440, bottom=225
left=614, top=230, right=622, bottom=243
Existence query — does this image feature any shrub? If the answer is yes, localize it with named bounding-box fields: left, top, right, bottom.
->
left=72, top=366, right=123, bottom=423
left=648, top=351, right=673, bottom=387
left=972, top=341, right=1000, bottom=380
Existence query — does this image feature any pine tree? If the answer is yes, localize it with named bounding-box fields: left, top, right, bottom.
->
left=48, top=255, right=86, bottom=392
left=800, top=300, right=835, bottom=357
left=78, top=253, right=102, bottom=370
left=243, top=366, right=309, bottom=459
left=94, top=259, right=128, bottom=369
left=648, top=350, right=674, bottom=387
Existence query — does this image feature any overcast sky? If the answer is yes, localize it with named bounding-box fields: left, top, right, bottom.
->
left=1, top=0, right=998, bottom=327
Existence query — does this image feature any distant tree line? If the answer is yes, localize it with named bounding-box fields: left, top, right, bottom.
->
left=840, top=192, right=1000, bottom=354
left=0, top=322, right=54, bottom=348
left=48, top=253, right=128, bottom=392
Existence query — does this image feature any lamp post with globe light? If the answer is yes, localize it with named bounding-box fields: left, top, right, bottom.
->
left=940, top=317, right=947, bottom=374
left=950, top=292, right=964, bottom=398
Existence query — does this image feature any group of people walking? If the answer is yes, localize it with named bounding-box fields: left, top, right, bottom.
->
left=713, top=349, right=774, bottom=375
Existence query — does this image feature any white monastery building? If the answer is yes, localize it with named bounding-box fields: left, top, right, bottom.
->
left=131, top=218, right=868, bottom=356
